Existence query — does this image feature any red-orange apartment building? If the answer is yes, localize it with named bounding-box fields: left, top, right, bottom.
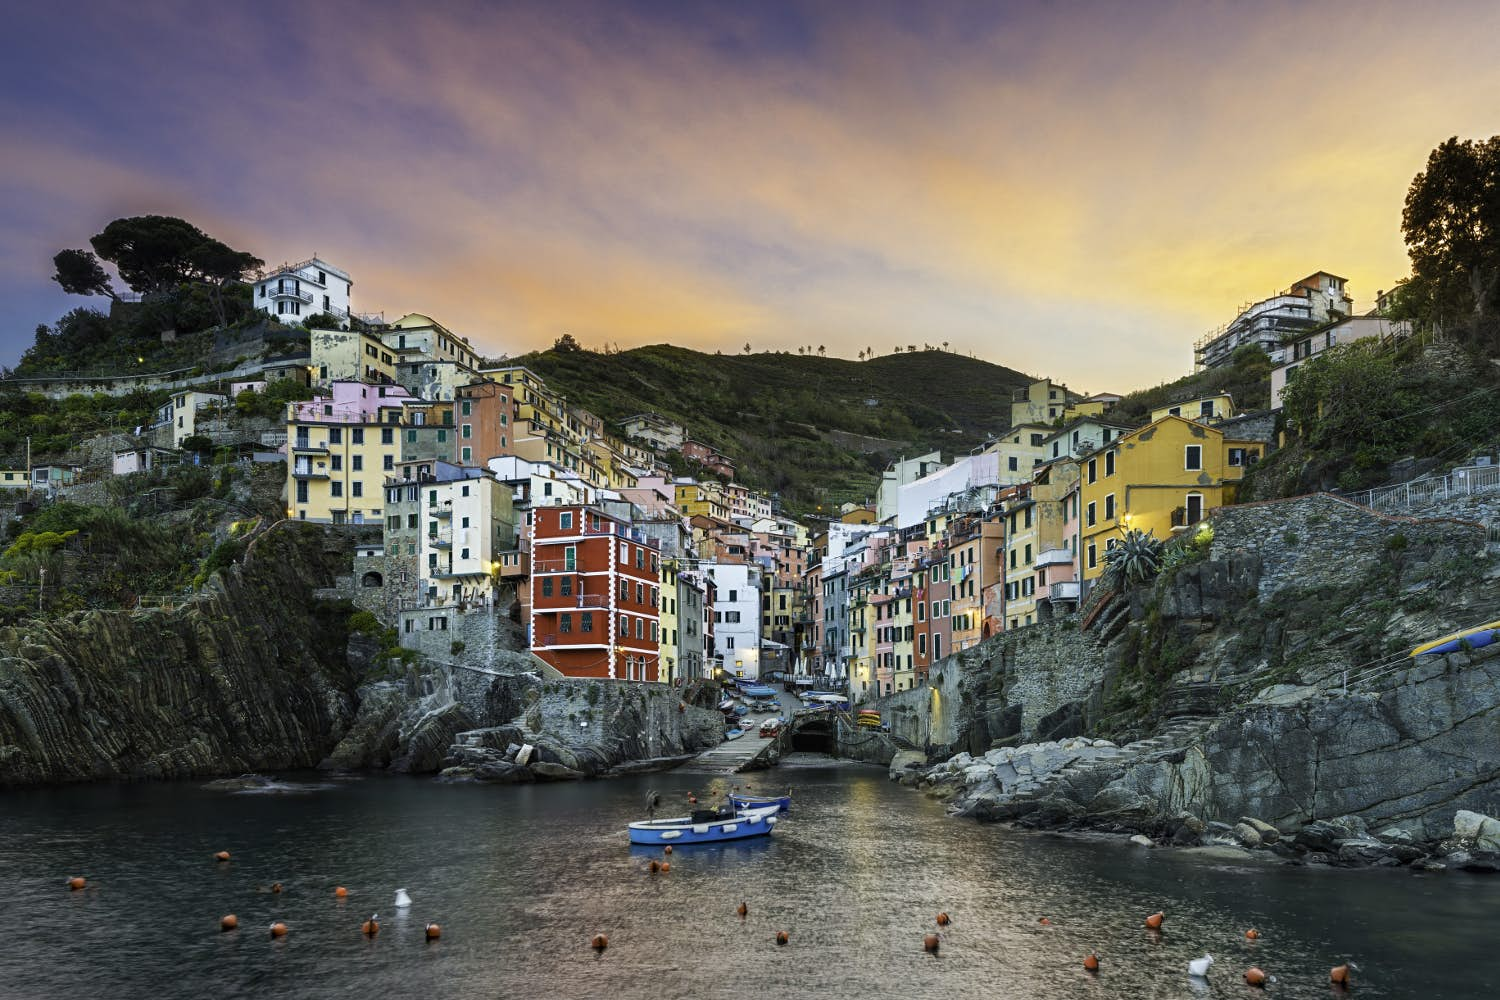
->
left=529, top=504, right=662, bottom=681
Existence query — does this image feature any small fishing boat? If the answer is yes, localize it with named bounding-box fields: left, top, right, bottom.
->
left=724, top=728, right=745, bottom=740
left=729, top=791, right=791, bottom=814
left=1411, top=619, right=1500, bottom=657
left=628, top=805, right=780, bottom=845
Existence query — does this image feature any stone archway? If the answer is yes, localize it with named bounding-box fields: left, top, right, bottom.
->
left=361, top=571, right=383, bottom=588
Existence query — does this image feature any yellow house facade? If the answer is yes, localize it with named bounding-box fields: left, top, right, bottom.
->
left=1079, top=415, right=1261, bottom=582
left=1150, top=393, right=1234, bottom=424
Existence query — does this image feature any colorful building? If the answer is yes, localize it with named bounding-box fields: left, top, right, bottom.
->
left=287, top=382, right=417, bottom=524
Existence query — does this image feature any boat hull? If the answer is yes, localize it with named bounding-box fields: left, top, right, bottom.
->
left=628, top=806, right=779, bottom=845
left=729, top=793, right=791, bottom=814
left=1411, top=621, right=1500, bottom=657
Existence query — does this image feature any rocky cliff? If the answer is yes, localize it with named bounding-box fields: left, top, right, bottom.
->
left=888, top=494, right=1500, bottom=865
left=0, top=523, right=358, bottom=786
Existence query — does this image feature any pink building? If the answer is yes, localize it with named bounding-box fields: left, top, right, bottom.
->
left=289, top=381, right=417, bottom=424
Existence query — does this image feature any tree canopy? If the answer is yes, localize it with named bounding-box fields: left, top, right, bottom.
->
left=86, top=215, right=262, bottom=297
left=51, top=249, right=118, bottom=300
left=1402, top=136, right=1500, bottom=325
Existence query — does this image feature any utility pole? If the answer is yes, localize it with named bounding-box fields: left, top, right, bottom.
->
left=38, top=566, right=45, bottom=614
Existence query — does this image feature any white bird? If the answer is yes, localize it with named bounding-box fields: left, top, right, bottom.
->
left=1188, top=954, right=1215, bottom=978
left=394, top=888, right=412, bottom=908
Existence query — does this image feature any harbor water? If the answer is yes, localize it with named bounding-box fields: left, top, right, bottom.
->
left=1, top=758, right=1496, bottom=999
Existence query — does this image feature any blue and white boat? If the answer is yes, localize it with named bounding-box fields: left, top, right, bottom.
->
left=729, top=791, right=791, bottom=814
left=627, top=805, right=780, bottom=846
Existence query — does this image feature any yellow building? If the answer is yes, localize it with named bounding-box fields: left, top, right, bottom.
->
left=659, top=558, right=680, bottom=683
left=1079, top=415, right=1261, bottom=581
left=310, top=328, right=397, bottom=386
left=156, top=390, right=228, bottom=447
left=287, top=383, right=415, bottom=524
left=987, top=422, right=1055, bottom=481
left=1150, top=393, right=1234, bottom=424
left=675, top=480, right=730, bottom=520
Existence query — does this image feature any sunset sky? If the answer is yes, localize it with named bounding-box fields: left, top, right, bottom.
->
left=2, top=0, right=1497, bottom=390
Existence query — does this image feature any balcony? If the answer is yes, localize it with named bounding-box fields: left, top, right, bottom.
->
left=536, top=595, right=609, bottom=609
left=1033, top=548, right=1074, bottom=570
left=291, top=461, right=327, bottom=478
left=431, top=500, right=452, bottom=518
left=291, top=441, right=328, bottom=454
left=428, top=531, right=452, bottom=549
left=269, top=286, right=314, bottom=304
left=533, top=559, right=580, bottom=574
left=1049, top=581, right=1081, bottom=602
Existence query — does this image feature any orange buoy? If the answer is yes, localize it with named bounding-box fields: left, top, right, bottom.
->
left=1038, top=917, right=1052, bottom=926
left=775, top=930, right=790, bottom=946
left=214, top=851, right=231, bottom=863
left=1245, top=967, right=1268, bottom=986
left=1084, top=952, right=1100, bottom=972
left=1330, top=963, right=1357, bottom=985
left=269, top=922, right=288, bottom=938
left=220, top=914, right=238, bottom=932
left=425, top=922, right=441, bottom=941
left=737, top=901, right=748, bottom=918
left=591, top=933, right=609, bottom=951
left=1144, top=911, right=1165, bottom=930
left=661, top=862, right=671, bottom=873
left=1246, top=928, right=1260, bottom=940
left=936, top=912, right=951, bottom=926
left=361, top=914, right=380, bottom=937
left=270, top=882, right=283, bottom=894
left=923, top=933, right=940, bottom=954
left=664, top=845, right=673, bottom=855
left=66, top=877, right=86, bottom=891
left=334, top=886, right=348, bottom=898
left=649, top=860, right=661, bottom=874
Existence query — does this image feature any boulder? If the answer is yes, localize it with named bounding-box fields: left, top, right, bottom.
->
left=1295, top=816, right=1368, bottom=853
left=1171, top=824, right=1203, bottom=847
left=1232, top=822, right=1263, bottom=849
left=1458, top=851, right=1500, bottom=874
left=1090, top=785, right=1157, bottom=817
left=1336, top=840, right=1398, bottom=867
left=530, top=761, right=585, bottom=782
left=1238, top=817, right=1281, bottom=845
left=475, top=761, right=534, bottom=784
left=1453, top=810, right=1500, bottom=852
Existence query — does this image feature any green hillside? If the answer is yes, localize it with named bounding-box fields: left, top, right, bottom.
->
left=513, top=345, right=1035, bottom=513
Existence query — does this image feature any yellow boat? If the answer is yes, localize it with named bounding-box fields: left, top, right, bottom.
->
left=1410, top=619, right=1500, bottom=657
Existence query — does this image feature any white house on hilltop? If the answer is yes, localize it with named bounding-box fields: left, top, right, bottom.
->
left=254, top=257, right=352, bottom=324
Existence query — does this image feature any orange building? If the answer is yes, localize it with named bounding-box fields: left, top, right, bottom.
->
left=529, top=504, right=662, bottom=681
left=454, top=380, right=515, bottom=467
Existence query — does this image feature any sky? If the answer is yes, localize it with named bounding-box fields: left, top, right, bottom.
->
left=2, top=0, right=1498, bottom=392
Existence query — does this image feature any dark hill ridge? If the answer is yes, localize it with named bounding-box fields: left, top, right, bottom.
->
left=513, top=345, right=1035, bottom=512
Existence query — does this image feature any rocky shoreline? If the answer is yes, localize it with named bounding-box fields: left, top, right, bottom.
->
left=894, top=736, right=1500, bottom=873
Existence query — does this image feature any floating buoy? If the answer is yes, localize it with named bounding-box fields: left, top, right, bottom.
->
left=1330, top=962, right=1359, bottom=985
left=664, top=845, right=673, bottom=855
left=269, top=922, right=287, bottom=938
left=220, top=914, right=238, bottom=932
left=591, top=933, right=609, bottom=951
left=361, top=914, right=380, bottom=937
left=923, top=933, right=940, bottom=954
left=214, top=851, right=231, bottom=863
left=737, top=901, right=748, bottom=918
left=1246, top=928, right=1260, bottom=940
left=660, top=862, right=671, bottom=873
left=334, top=886, right=348, bottom=898
left=394, top=889, right=412, bottom=908
left=1189, top=955, right=1215, bottom=978
left=1084, top=952, right=1100, bottom=972
left=775, top=930, right=790, bottom=946
left=1144, top=911, right=1165, bottom=930
left=425, top=923, right=441, bottom=941
left=66, top=877, right=86, bottom=891
left=1245, top=967, right=1268, bottom=986
left=649, top=860, right=661, bottom=874
left=270, top=882, right=283, bottom=894
left=1038, top=917, right=1052, bottom=926
left=936, top=912, right=951, bottom=926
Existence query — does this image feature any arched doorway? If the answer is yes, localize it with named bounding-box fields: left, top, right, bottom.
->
left=361, top=571, right=383, bottom=588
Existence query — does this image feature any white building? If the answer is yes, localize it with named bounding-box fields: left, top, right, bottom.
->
left=1195, top=271, right=1353, bottom=371
left=254, top=258, right=352, bottom=325
left=1270, top=315, right=1409, bottom=409
left=704, top=561, right=763, bottom=678
left=155, top=390, right=228, bottom=447
left=1039, top=417, right=1134, bottom=464
left=877, top=450, right=944, bottom=523
left=893, top=451, right=1001, bottom=529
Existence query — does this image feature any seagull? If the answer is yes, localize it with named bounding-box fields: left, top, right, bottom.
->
left=394, top=888, right=412, bottom=908
left=1188, top=955, right=1215, bottom=978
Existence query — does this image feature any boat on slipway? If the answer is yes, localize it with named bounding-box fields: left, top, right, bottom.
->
left=729, top=792, right=791, bottom=814
left=627, top=805, right=780, bottom=845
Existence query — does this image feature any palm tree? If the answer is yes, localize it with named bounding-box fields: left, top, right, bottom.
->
left=744, top=343, right=751, bottom=354
left=818, top=345, right=826, bottom=356
left=942, top=341, right=949, bottom=352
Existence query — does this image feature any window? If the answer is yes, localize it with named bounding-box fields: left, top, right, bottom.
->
left=461, top=401, right=472, bottom=416
left=1185, top=445, right=1202, bottom=471
left=1030, top=433, right=1044, bottom=447
left=542, top=578, right=553, bottom=597
left=560, top=577, right=572, bottom=597
left=331, top=455, right=342, bottom=472
left=1105, top=450, right=1115, bottom=476
left=1088, top=543, right=1097, bottom=569
left=352, top=482, right=363, bottom=497
left=728, top=589, right=737, bottom=602
left=1200, top=400, right=1214, bottom=417
left=381, top=428, right=394, bottom=445
left=462, top=424, right=472, bottom=439
left=328, top=428, right=342, bottom=445
left=581, top=613, right=593, bottom=633
left=564, top=545, right=576, bottom=572
left=407, top=513, right=417, bottom=529
left=1007, top=456, right=1018, bottom=472
left=1168, top=406, right=1181, bottom=416
left=636, top=548, right=644, bottom=569
left=1087, top=458, right=1097, bottom=483
left=461, top=448, right=471, bottom=462
left=296, top=480, right=308, bottom=503
left=620, top=617, right=629, bottom=638
left=1086, top=501, right=1096, bottom=527
left=636, top=583, right=644, bottom=604
left=352, top=455, right=362, bottom=471
left=1104, top=494, right=1115, bottom=519
left=559, top=511, right=573, bottom=530
left=1229, top=448, right=1247, bottom=467
left=331, top=481, right=343, bottom=497
left=560, top=613, right=572, bottom=634
left=460, top=546, right=469, bottom=559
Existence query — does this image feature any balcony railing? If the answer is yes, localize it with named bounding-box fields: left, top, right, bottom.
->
left=432, top=501, right=452, bottom=518
left=1049, top=581, right=1081, bottom=602
left=1033, top=547, right=1074, bottom=570
left=291, top=462, right=327, bottom=479
left=536, top=595, right=608, bottom=609
left=533, top=559, right=579, bottom=574
left=269, top=286, right=314, bottom=304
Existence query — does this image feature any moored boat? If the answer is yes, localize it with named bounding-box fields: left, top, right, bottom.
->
left=627, top=805, right=780, bottom=845
left=729, top=791, right=791, bottom=814
left=1411, top=619, right=1500, bottom=657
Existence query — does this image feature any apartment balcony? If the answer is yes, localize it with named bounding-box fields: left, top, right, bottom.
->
left=269, top=287, right=314, bottom=305
left=291, top=461, right=327, bottom=478
left=431, top=500, right=452, bottom=518
left=291, top=441, right=328, bottom=454
left=535, top=595, right=609, bottom=610
left=428, top=530, right=452, bottom=549
left=532, top=559, right=580, bottom=574
left=1033, top=548, right=1074, bottom=570
left=1049, top=581, right=1081, bottom=602
left=535, top=634, right=609, bottom=649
